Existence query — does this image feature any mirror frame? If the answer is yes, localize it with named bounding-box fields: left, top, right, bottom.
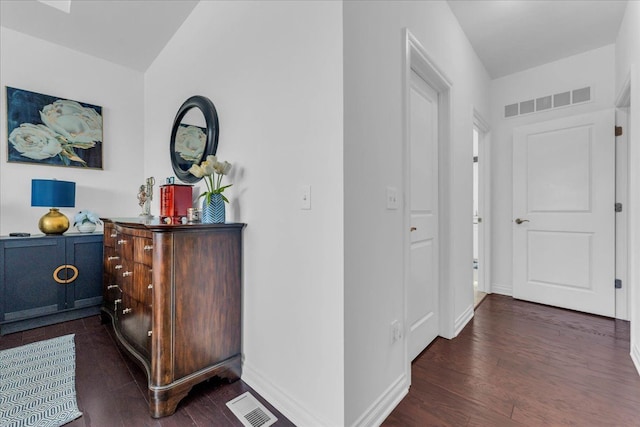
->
left=169, top=95, right=219, bottom=183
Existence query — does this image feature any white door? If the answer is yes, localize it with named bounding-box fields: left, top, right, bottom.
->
left=513, top=110, right=615, bottom=317
left=408, top=70, right=439, bottom=360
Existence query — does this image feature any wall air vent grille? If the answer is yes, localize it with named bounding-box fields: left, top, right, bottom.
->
left=504, top=86, right=591, bottom=118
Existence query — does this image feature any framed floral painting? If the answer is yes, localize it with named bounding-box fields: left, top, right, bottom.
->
left=6, top=87, right=103, bottom=169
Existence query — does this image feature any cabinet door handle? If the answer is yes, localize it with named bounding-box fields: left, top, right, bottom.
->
left=110, top=233, right=117, bottom=238
left=52, top=264, right=79, bottom=284
left=117, top=239, right=127, bottom=245
left=107, top=284, right=120, bottom=290
left=107, top=256, right=120, bottom=261
left=122, top=271, right=133, bottom=277
left=147, top=330, right=153, bottom=337
left=122, top=308, right=132, bottom=314
left=147, top=284, right=153, bottom=289
left=143, top=245, right=153, bottom=251
left=114, top=264, right=123, bottom=270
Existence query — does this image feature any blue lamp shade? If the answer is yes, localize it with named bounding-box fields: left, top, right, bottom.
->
left=31, top=179, right=76, bottom=208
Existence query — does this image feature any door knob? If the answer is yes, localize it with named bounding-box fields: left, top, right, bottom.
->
left=515, top=218, right=530, bottom=224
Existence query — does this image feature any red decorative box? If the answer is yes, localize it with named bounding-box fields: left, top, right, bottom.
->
left=160, top=184, right=192, bottom=223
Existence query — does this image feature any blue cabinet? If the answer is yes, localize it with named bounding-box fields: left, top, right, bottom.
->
left=0, top=233, right=103, bottom=335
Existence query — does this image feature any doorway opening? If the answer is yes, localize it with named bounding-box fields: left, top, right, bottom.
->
left=472, top=126, right=486, bottom=307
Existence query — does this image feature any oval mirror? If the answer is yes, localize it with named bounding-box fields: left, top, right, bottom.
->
left=169, top=96, right=219, bottom=183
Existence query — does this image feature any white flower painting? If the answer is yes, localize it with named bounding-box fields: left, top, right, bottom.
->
left=6, top=87, right=103, bottom=169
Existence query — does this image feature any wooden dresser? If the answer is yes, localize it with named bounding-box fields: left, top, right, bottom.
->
left=101, top=218, right=245, bottom=418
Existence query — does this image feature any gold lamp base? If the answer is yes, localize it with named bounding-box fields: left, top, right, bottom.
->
left=38, top=208, right=70, bottom=235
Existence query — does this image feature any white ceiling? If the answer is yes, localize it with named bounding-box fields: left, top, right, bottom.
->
left=447, top=0, right=629, bottom=78
left=0, top=0, right=199, bottom=72
left=0, top=1, right=630, bottom=78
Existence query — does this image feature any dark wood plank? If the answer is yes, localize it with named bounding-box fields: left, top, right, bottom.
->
left=384, top=295, right=640, bottom=426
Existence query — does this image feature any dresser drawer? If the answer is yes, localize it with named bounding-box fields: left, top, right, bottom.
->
left=104, top=222, right=117, bottom=248
left=134, top=236, right=154, bottom=266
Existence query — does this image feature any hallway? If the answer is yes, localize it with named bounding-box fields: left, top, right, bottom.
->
left=384, top=295, right=640, bottom=426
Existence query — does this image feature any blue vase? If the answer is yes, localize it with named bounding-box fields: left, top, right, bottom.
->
left=202, top=193, right=225, bottom=224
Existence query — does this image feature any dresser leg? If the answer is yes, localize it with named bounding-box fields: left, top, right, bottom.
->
left=149, top=387, right=192, bottom=418
left=218, top=357, right=241, bottom=383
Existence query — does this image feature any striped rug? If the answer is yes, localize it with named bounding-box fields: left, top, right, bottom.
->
left=0, top=334, right=82, bottom=427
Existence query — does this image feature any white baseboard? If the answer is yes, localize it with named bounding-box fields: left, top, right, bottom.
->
left=350, top=373, right=408, bottom=427
left=454, top=303, right=474, bottom=336
left=491, top=283, right=512, bottom=296
left=242, top=362, right=331, bottom=427
left=632, top=344, right=640, bottom=376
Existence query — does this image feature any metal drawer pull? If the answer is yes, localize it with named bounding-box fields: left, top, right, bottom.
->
left=107, top=284, right=119, bottom=290
left=143, top=245, right=153, bottom=251
left=114, top=264, right=123, bottom=270
left=107, top=256, right=120, bottom=261
left=117, top=239, right=127, bottom=245
left=114, top=299, right=122, bottom=304
left=52, top=264, right=78, bottom=284
left=122, top=308, right=132, bottom=314
left=148, top=284, right=153, bottom=289
left=110, top=233, right=117, bottom=238
left=147, top=330, right=152, bottom=337
left=122, top=271, right=133, bottom=277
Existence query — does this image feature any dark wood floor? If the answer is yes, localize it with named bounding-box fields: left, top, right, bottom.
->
left=0, top=317, right=294, bottom=427
left=384, top=294, right=640, bottom=426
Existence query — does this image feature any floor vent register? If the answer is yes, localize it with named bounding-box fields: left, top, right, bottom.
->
left=226, top=392, right=278, bottom=427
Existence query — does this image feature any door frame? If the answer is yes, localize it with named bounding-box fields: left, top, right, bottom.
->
left=402, top=28, right=454, bottom=377
left=473, top=109, right=491, bottom=294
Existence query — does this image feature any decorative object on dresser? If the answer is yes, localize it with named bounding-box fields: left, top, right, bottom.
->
left=74, top=210, right=101, bottom=233
left=6, top=86, right=103, bottom=169
left=169, top=95, right=219, bottom=183
left=101, top=218, right=245, bottom=417
left=31, top=179, right=76, bottom=235
left=189, top=155, right=232, bottom=224
left=137, top=176, right=156, bottom=217
left=0, top=233, right=103, bottom=335
left=159, top=183, right=192, bottom=224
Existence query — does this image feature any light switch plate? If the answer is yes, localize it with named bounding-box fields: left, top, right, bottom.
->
left=386, top=186, right=398, bottom=210
left=299, top=185, right=311, bottom=210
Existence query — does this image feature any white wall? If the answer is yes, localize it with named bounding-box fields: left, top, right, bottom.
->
left=489, top=45, right=616, bottom=296
left=0, top=28, right=144, bottom=235
left=144, top=2, right=344, bottom=425
left=343, top=1, right=490, bottom=425
left=615, top=1, right=640, bottom=372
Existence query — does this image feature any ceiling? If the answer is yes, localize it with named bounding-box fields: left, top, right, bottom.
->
left=447, top=0, right=629, bottom=79
left=0, top=0, right=630, bottom=78
left=0, top=0, right=199, bottom=72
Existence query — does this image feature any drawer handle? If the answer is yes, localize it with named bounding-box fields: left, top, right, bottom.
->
left=107, top=256, right=120, bottom=261
left=122, top=308, right=132, bottom=314
left=147, top=330, right=152, bottom=337
left=114, top=265, right=123, bottom=270
left=143, top=245, right=153, bottom=251
left=122, top=271, right=133, bottom=277
left=110, top=233, right=117, bottom=238
left=107, top=284, right=120, bottom=290
left=52, top=264, right=78, bottom=284
left=147, top=284, right=153, bottom=289
left=117, top=239, right=127, bottom=245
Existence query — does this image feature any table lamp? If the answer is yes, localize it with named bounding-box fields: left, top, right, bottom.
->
left=31, top=179, right=76, bottom=235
